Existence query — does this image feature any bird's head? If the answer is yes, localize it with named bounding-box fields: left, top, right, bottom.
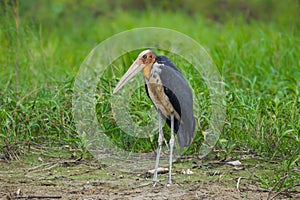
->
left=113, top=49, right=156, bottom=94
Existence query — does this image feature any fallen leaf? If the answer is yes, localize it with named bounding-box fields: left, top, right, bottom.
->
left=226, top=160, right=242, bottom=166
left=148, top=167, right=169, bottom=174
left=181, top=169, right=194, bottom=175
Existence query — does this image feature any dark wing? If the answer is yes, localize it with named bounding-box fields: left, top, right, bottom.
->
left=162, top=85, right=181, bottom=133
left=156, top=56, right=180, bottom=73
left=156, top=56, right=196, bottom=147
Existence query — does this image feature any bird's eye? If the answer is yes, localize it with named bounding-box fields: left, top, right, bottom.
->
left=142, top=54, right=147, bottom=59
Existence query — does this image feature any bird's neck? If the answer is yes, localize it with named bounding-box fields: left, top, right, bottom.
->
left=142, top=64, right=152, bottom=80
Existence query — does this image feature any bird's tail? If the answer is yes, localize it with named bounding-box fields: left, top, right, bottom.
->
left=177, top=117, right=196, bottom=147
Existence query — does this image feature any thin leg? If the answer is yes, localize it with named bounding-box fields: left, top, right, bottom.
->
left=168, top=112, right=175, bottom=185
left=153, top=110, right=163, bottom=184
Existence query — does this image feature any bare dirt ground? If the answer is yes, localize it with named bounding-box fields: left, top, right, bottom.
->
left=0, top=154, right=298, bottom=200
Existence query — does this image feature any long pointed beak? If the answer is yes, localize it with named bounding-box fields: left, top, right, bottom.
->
left=113, top=59, right=142, bottom=94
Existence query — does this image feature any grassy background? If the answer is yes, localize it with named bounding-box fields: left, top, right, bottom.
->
left=0, top=0, right=299, bottom=189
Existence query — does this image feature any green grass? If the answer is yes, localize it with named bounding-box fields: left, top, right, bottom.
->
left=0, top=0, right=299, bottom=191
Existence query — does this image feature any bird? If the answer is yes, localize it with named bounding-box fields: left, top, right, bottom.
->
left=113, top=49, right=196, bottom=185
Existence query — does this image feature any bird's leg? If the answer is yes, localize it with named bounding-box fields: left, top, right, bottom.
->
left=153, top=110, right=163, bottom=184
left=168, top=112, right=175, bottom=185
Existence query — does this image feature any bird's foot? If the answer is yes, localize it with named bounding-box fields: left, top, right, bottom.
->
left=167, top=181, right=172, bottom=187
left=152, top=180, right=163, bottom=187
left=137, top=182, right=153, bottom=188
left=137, top=180, right=163, bottom=188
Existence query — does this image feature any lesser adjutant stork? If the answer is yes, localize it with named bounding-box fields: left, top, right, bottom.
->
left=113, top=49, right=196, bottom=185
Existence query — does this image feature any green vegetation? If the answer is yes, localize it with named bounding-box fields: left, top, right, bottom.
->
left=0, top=0, right=299, bottom=191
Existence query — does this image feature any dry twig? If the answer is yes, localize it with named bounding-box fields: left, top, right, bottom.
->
left=236, top=177, right=244, bottom=194
left=267, top=174, right=289, bottom=200
left=13, top=195, right=61, bottom=199
left=268, top=183, right=300, bottom=200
